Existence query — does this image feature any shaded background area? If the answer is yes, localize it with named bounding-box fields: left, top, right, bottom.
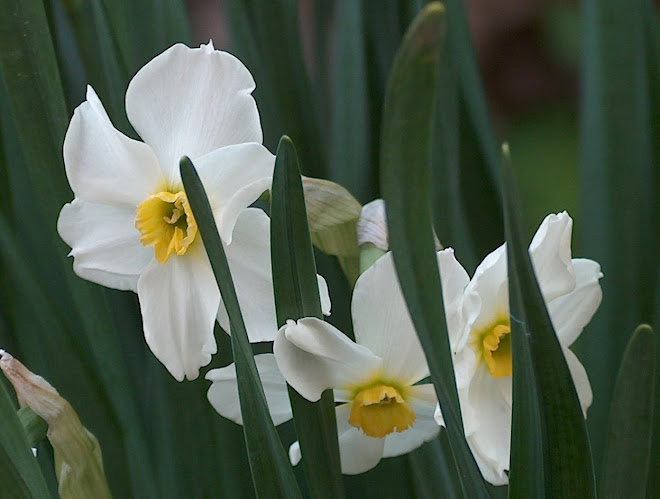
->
left=191, top=0, right=582, bottom=236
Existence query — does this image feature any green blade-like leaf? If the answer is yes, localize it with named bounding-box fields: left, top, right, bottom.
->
left=0, top=3, right=159, bottom=496
left=379, top=3, right=488, bottom=497
left=600, top=325, right=655, bottom=498
left=270, top=136, right=344, bottom=498
left=578, top=0, right=656, bottom=472
left=180, top=157, right=301, bottom=499
left=224, top=0, right=324, bottom=179
left=502, top=147, right=595, bottom=498
left=0, top=378, right=50, bottom=498
left=18, top=408, right=48, bottom=449
left=440, top=0, right=504, bottom=262
left=329, top=0, right=372, bottom=201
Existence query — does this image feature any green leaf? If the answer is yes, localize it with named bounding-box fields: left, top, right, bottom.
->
left=224, top=0, right=324, bottom=179
left=0, top=3, right=158, bottom=495
left=438, top=0, right=504, bottom=264
left=180, top=156, right=301, bottom=499
left=270, top=136, right=344, bottom=498
left=578, top=0, right=657, bottom=472
left=329, top=0, right=373, bottom=201
left=0, top=377, right=50, bottom=498
left=379, top=3, right=488, bottom=497
left=600, top=325, right=655, bottom=498
left=502, top=146, right=595, bottom=497
left=18, top=408, right=48, bottom=449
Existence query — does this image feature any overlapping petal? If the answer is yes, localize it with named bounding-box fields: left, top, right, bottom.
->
left=137, top=244, right=220, bottom=381
left=436, top=249, right=471, bottom=347
left=464, top=365, right=511, bottom=486
left=529, top=211, right=576, bottom=302
left=564, top=348, right=593, bottom=417
left=215, top=208, right=277, bottom=342
left=58, top=199, right=152, bottom=291
left=63, top=86, right=164, bottom=206
left=195, top=143, right=274, bottom=243
left=548, top=258, right=603, bottom=347
left=126, top=43, right=262, bottom=183
left=351, top=253, right=428, bottom=384
left=461, top=245, right=508, bottom=349
left=206, top=354, right=292, bottom=425
left=215, top=209, right=331, bottom=342
left=273, top=318, right=382, bottom=401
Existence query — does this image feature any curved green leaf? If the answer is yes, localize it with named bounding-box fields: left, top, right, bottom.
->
left=270, top=136, right=344, bottom=498
left=0, top=378, right=50, bottom=498
left=600, top=325, right=655, bottom=498
left=502, top=147, right=595, bottom=498
left=180, top=157, right=301, bottom=499
left=379, top=3, right=488, bottom=497
left=578, top=0, right=657, bottom=473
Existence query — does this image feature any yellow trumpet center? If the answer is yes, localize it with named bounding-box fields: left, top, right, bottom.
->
left=135, top=191, right=197, bottom=264
left=348, top=384, right=415, bottom=438
left=481, top=323, right=512, bottom=378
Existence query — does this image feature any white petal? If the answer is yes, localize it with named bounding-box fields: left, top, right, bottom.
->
left=318, top=274, right=332, bottom=316
left=289, top=441, right=302, bottom=467
left=58, top=198, right=152, bottom=291
left=273, top=318, right=382, bottom=401
left=548, top=258, right=603, bottom=347
left=216, top=209, right=335, bottom=342
left=461, top=245, right=508, bottom=350
left=63, top=86, right=163, bottom=206
left=351, top=252, right=428, bottom=384
left=125, top=44, right=262, bottom=183
left=564, top=348, right=593, bottom=417
left=529, top=212, right=576, bottom=302
left=382, top=384, right=440, bottom=458
left=195, top=143, right=274, bottom=244
left=436, top=249, right=470, bottom=349
left=465, top=365, right=511, bottom=486
left=335, top=404, right=386, bottom=474
left=137, top=246, right=220, bottom=381
left=215, top=209, right=277, bottom=342
left=205, top=353, right=293, bottom=426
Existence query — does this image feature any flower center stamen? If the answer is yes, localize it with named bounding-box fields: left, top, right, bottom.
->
left=135, top=191, right=197, bottom=264
left=348, top=384, right=415, bottom=438
left=482, top=323, right=512, bottom=378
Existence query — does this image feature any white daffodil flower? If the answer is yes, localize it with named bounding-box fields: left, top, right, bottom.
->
left=273, top=253, right=441, bottom=475
left=57, top=42, right=323, bottom=381
left=433, top=211, right=603, bottom=485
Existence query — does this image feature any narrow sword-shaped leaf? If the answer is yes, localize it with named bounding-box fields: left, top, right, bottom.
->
left=180, top=157, right=301, bottom=499
left=380, top=3, right=488, bottom=497
left=270, top=136, right=344, bottom=498
left=502, top=146, right=595, bottom=498
left=578, top=0, right=656, bottom=473
left=330, top=0, right=372, bottom=201
left=0, top=378, right=49, bottom=498
left=224, top=0, right=324, bottom=179
left=600, top=325, right=655, bottom=498
left=0, top=3, right=158, bottom=495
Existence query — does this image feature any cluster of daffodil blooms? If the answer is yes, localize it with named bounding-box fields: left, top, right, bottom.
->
left=58, top=42, right=602, bottom=484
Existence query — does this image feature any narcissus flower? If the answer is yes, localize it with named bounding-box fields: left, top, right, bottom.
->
left=58, top=42, right=285, bottom=381
left=433, top=212, right=602, bottom=485
left=273, top=253, right=440, bottom=474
